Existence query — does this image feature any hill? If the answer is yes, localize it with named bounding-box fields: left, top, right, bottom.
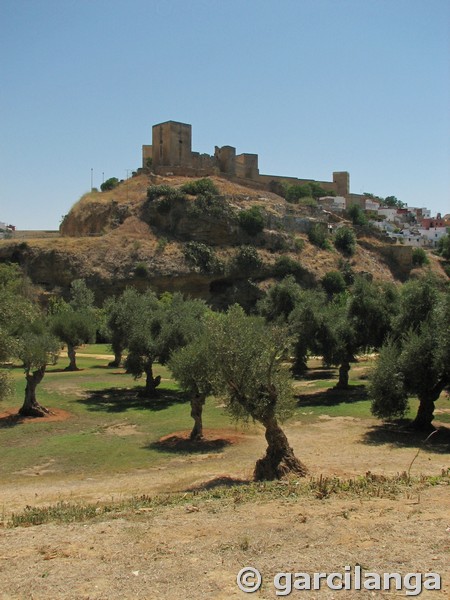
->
left=0, top=173, right=447, bottom=304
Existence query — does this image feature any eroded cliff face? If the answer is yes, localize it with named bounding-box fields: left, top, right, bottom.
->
left=1, top=174, right=433, bottom=307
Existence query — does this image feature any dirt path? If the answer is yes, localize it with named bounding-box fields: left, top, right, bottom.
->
left=1, top=418, right=449, bottom=599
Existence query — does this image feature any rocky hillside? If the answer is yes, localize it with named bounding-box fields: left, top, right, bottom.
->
left=0, top=173, right=447, bottom=306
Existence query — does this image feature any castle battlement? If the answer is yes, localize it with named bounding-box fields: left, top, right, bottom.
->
left=142, top=120, right=350, bottom=197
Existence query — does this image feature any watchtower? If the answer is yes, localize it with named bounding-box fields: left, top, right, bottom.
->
left=151, top=121, right=192, bottom=168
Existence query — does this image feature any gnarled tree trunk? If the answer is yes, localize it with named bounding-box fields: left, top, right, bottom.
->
left=336, top=361, right=350, bottom=389
left=190, top=392, right=206, bottom=440
left=142, top=361, right=161, bottom=398
left=412, top=383, right=445, bottom=431
left=65, top=343, right=79, bottom=371
left=19, top=367, right=52, bottom=418
left=254, top=416, right=308, bottom=481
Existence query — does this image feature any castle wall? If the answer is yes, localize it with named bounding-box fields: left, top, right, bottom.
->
left=142, top=145, right=152, bottom=168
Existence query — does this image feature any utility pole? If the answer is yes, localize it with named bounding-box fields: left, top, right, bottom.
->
left=91, top=168, right=94, bottom=191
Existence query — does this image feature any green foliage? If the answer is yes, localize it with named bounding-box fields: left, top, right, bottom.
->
left=285, top=182, right=331, bottom=203
left=180, top=178, right=219, bottom=196
left=183, top=242, right=224, bottom=274
left=436, top=234, right=450, bottom=260
left=238, top=206, right=265, bottom=236
left=412, top=247, right=428, bottom=267
left=0, top=370, right=12, bottom=402
left=146, top=185, right=186, bottom=215
left=382, top=195, right=405, bottom=209
left=229, top=245, right=263, bottom=276
left=202, top=305, right=296, bottom=424
left=169, top=335, right=213, bottom=398
left=346, top=204, right=368, bottom=226
left=338, top=259, right=355, bottom=286
left=187, top=192, right=235, bottom=220
left=370, top=340, right=408, bottom=419
left=18, top=325, right=60, bottom=373
left=258, top=276, right=302, bottom=322
left=51, top=310, right=96, bottom=348
left=308, top=224, right=330, bottom=250
left=69, top=279, right=95, bottom=311
left=100, top=177, right=119, bottom=192
left=321, top=271, right=346, bottom=296
left=370, top=288, right=450, bottom=428
left=273, top=256, right=305, bottom=280
left=334, top=226, right=356, bottom=256
left=134, top=262, right=149, bottom=278
left=288, top=289, right=327, bottom=375
left=393, top=277, right=439, bottom=335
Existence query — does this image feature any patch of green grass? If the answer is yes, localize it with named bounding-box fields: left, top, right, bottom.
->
left=9, top=470, right=449, bottom=528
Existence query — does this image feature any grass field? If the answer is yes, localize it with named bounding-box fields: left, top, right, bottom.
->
left=1, top=345, right=448, bottom=484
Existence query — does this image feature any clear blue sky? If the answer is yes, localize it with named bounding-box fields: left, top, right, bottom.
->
left=1, top=0, right=449, bottom=230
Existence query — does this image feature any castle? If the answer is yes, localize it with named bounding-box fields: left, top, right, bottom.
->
left=142, top=120, right=351, bottom=198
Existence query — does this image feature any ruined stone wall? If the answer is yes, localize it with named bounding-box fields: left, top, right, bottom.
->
left=235, top=153, right=259, bottom=180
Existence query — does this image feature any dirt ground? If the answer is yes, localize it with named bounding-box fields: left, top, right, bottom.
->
left=0, top=418, right=449, bottom=599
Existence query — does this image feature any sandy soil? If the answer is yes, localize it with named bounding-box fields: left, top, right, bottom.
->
left=0, top=418, right=449, bottom=599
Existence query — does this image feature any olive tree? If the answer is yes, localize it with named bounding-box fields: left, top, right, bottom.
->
left=169, top=335, right=213, bottom=440
left=50, top=279, right=97, bottom=370
left=18, top=325, right=60, bottom=417
left=202, top=305, right=308, bottom=480
left=371, top=291, right=450, bottom=431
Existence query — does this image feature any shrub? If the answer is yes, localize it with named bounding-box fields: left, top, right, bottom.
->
left=273, top=256, right=304, bottom=279
left=101, top=177, right=119, bottom=192
left=183, top=242, right=223, bottom=274
left=321, top=271, right=346, bottom=296
left=180, top=178, right=219, bottom=196
left=188, top=193, right=235, bottom=220
left=238, top=206, right=265, bottom=236
left=334, top=226, right=356, bottom=256
left=346, top=204, right=368, bottom=226
left=229, top=246, right=263, bottom=276
left=437, top=234, right=450, bottom=260
left=147, top=185, right=185, bottom=203
left=412, top=247, right=428, bottom=267
left=308, top=224, right=330, bottom=250
left=134, top=262, right=149, bottom=278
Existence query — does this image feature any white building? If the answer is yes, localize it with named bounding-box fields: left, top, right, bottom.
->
left=417, top=227, right=448, bottom=247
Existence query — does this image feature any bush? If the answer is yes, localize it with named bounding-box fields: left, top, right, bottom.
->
left=334, top=226, right=356, bottom=256
left=412, top=247, right=428, bottom=267
left=183, top=242, right=223, bottom=274
left=273, top=256, right=304, bottom=279
left=308, top=224, right=330, bottom=250
left=134, top=262, right=149, bottom=278
left=238, top=206, right=265, bottom=236
left=321, top=271, right=346, bottom=296
left=180, top=178, right=219, bottom=196
left=437, top=234, right=450, bottom=260
left=229, top=246, right=263, bottom=276
left=147, top=185, right=185, bottom=203
left=188, top=192, right=235, bottom=221
left=101, top=177, right=119, bottom=192
left=346, top=204, right=368, bottom=226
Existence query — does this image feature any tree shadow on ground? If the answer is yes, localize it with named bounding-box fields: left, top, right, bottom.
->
left=296, top=385, right=368, bottom=407
left=148, top=435, right=232, bottom=455
left=300, top=369, right=336, bottom=381
left=0, top=413, right=26, bottom=428
left=78, top=386, right=188, bottom=413
left=186, top=476, right=251, bottom=492
left=361, top=421, right=450, bottom=454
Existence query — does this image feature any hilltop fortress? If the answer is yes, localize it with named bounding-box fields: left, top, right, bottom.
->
left=142, top=120, right=352, bottom=199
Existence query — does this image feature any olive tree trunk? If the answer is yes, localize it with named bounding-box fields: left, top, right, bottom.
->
left=65, top=343, right=79, bottom=371
left=142, top=361, right=161, bottom=398
left=19, top=367, right=51, bottom=418
left=253, top=416, right=308, bottom=481
left=336, top=361, right=350, bottom=389
left=412, top=382, right=445, bottom=431
left=108, top=350, right=122, bottom=368
left=190, top=393, right=206, bottom=440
